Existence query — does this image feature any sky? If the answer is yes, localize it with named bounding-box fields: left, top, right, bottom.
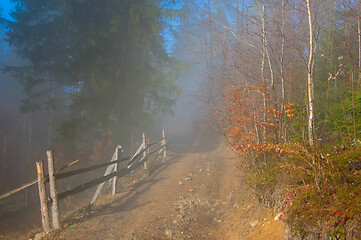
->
left=0, top=0, right=12, bottom=20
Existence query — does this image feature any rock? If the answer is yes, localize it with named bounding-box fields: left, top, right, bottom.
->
left=250, top=220, right=259, bottom=228
left=34, top=232, right=44, bottom=240
left=164, top=229, right=173, bottom=237
left=274, top=212, right=282, bottom=221
left=178, top=181, right=184, bottom=185
left=184, top=177, right=192, bottom=181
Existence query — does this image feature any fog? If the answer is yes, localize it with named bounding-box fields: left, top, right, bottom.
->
left=0, top=0, right=249, bottom=211
left=2, top=0, right=361, bottom=239
left=0, top=0, right=215, bottom=204
left=157, top=38, right=208, bottom=140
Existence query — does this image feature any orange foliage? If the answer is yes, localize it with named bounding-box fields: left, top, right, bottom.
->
left=220, top=84, right=294, bottom=159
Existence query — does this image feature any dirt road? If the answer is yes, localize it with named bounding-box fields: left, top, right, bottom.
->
left=0, top=135, right=287, bottom=240
left=43, top=141, right=239, bottom=240
left=34, top=135, right=288, bottom=240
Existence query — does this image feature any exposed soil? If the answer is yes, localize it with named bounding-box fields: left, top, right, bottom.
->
left=1, top=134, right=287, bottom=240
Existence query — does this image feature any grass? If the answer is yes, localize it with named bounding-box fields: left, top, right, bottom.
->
left=250, top=145, right=361, bottom=239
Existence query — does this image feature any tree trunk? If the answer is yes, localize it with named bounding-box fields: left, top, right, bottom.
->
left=280, top=0, right=285, bottom=111
left=258, top=0, right=267, bottom=144
left=280, top=0, right=286, bottom=142
left=306, top=0, right=315, bottom=146
left=357, top=13, right=361, bottom=86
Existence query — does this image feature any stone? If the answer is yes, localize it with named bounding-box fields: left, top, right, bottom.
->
left=274, top=212, right=282, bottom=221
left=250, top=220, right=259, bottom=228
left=34, top=232, right=44, bottom=240
left=165, top=229, right=173, bottom=237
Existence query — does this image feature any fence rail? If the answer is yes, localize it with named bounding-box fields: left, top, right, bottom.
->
left=0, top=160, right=80, bottom=201
left=0, top=130, right=167, bottom=234
left=58, top=144, right=165, bottom=200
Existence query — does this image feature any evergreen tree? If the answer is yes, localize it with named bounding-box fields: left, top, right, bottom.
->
left=3, top=0, right=181, bottom=144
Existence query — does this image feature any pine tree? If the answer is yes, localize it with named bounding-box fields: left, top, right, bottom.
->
left=3, top=0, right=181, bottom=144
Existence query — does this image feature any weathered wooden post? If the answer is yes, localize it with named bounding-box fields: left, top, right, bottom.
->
left=143, top=133, right=148, bottom=170
left=112, top=148, right=120, bottom=195
left=147, top=138, right=150, bottom=163
left=162, top=129, right=167, bottom=158
left=91, top=145, right=121, bottom=204
left=47, top=150, right=61, bottom=229
left=36, top=161, right=51, bottom=233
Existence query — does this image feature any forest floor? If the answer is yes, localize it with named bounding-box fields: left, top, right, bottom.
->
left=1, top=133, right=287, bottom=240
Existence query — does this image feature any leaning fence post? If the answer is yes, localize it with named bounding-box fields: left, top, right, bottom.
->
left=147, top=138, right=150, bottom=163
left=91, top=145, right=121, bottom=204
left=147, top=138, right=150, bottom=156
left=36, top=161, right=51, bottom=233
left=47, top=150, right=61, bottom=229
left=112, top=148, right=120, bottom=195
left=143, top=133, right=148, bottom=170
left=162, top=129, right=167, bottom=158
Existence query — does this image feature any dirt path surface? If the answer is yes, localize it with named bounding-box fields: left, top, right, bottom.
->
left=0, top=136, right=287, bottom=240
left=43, top=142, right=239, bottom=240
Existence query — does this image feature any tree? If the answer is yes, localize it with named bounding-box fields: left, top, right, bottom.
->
left=3, top=0, right=181, bottom=150
left=306, top=0, right=315, bottom=146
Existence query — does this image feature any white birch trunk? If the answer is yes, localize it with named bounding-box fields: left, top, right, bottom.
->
left=357, top=16, right=361, bottom=86
left=280, top=0, right=285, bottom=111
left=258, top=0, right=267, bottom=144
left=306, top=0, right=314, bottom=146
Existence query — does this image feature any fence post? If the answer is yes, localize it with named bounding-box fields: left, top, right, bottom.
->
left=143, top=133, right=148, bottom=170
left=147, top=138, right=150, bottom=163
left=112, top=148, right=120, bottom=195
left=36, top=161, right=51, bottom=233
left=162, top=129, right=167, bottom=158
left=47, top=150, right=61, bottom=229
left=91, top=145, right=121, bottom=204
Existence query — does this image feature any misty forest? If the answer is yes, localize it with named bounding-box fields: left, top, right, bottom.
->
left=1, top=0, right=361, bottom=239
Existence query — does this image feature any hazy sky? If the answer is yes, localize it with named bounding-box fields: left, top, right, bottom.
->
left=0, top=0, right=12, bottom=20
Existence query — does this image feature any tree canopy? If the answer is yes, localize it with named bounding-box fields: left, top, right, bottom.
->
left=3, top=0, right=181, bottom=142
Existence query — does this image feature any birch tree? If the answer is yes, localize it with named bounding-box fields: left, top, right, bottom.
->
left=306, top=0, right=315, bottom=146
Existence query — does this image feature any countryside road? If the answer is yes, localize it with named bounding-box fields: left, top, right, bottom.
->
left=45, top=142, right=239, bottom=240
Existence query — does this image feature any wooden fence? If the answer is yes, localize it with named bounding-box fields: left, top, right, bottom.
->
left=0, top=130, right=167, bottom=234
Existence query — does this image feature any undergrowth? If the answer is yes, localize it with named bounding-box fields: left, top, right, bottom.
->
left=250, top=145, right=361, bottom=239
